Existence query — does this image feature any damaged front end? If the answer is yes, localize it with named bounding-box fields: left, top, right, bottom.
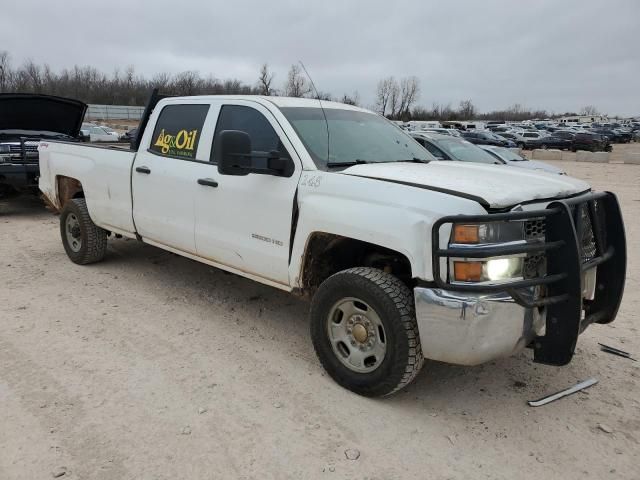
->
left=416, top=191, right=626, bottom=366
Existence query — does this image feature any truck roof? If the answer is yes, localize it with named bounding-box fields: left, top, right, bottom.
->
left=162, top=95, right=370, bottom=113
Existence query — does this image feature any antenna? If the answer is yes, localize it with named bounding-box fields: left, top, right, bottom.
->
left=299, top=61, right=330, bottom=163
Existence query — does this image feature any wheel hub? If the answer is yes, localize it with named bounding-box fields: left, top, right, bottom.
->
left=352, top=322, right=368, bottom=343
left=65, top=213, right=83, bottom=253
left=327, top=298, right=387, bottom=373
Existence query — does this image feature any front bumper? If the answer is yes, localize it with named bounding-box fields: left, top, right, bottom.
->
left=422, top=191, right=626, bottom=367
left=0, top=163, right=40, bottom=188
left=415, top=287, right=544, bottom=365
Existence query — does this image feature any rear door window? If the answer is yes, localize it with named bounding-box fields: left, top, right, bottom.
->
left=149, top=104, right=210, bottom=159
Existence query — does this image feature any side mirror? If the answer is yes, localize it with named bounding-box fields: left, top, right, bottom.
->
left=214, top=129, right=293, bottom=177
left=215, top=130, right=252, bottom=176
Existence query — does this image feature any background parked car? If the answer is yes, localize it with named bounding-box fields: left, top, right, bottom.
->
left=415, top=127, right=461, bottom=137
left=80, top=122, right=96, bottom=142
left=479, top=145, right=566, bottom=175
left=572, top=132, right=611, bottom=152
left=410, top=132, right=500, bottom=164
left=88, top=125, right=120, bottom=142
left=525, top=135, right=573, bottom=150
left=516, top=131, right=546, bottom=149
left=551, top=130, right=576, bottom=141
left=496, top=132, right=520, bottom=143
left=591, top=128, right=631, bottom=143
left=461, top=131, right=515, bottom=147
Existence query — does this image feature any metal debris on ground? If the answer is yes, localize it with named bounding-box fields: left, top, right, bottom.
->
left=598, top=343, right=636, bottom=361
left=527, top=378, right=598, bottom=407
left=52, top=467, right=67, bottom=478
left=597, top=423, right=614, bottom=434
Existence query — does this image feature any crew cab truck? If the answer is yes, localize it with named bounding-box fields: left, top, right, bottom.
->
left=38, top=93, right=626, bottom=397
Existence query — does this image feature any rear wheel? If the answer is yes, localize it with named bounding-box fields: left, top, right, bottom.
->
left=60, top=198, right=108, bottom=264
left=541, top=144, right=548, bottom=150
left=310, top=267, right=424, bottom=397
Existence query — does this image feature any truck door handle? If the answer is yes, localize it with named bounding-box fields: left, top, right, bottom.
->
left=135, top=166, right=151, bottom=174
left=197, top=178, right=218, bottom=188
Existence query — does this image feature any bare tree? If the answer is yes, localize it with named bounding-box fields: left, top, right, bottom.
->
left=580, top=105, right=599, bottom=116
left=172, top=71, right=202, bottom=96
left=397, top=76, right=420, bottom=118
left=340, top=91, right=360, bottom=106
left=0, top=51, right=10, bottom=92
left=284, top=64, right=311, bottom=97
left=257, top=63, right=275, bottom=96
left=375, top=77, right=395, bottom=115
left=315, top=91, right=333, bottom=101
left=458, top=99, right=476, bottom=119
left=389, top=80, right=401, bottom=118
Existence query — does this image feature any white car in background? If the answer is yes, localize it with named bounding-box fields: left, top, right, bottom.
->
left=88, top=125, right=120, bottom=142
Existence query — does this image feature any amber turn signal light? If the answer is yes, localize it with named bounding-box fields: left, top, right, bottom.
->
left=453, top=261, right=483, bottom=282
left=452, top=224, right=480, bottom=244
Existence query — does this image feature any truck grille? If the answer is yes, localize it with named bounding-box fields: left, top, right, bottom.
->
left=9, top=144, right=38, bottom=154
left=523, top=203, right=602, bottom=267
left=525, top=219, right=545, bottom=240
left=578, top=203, right=598, bottom=264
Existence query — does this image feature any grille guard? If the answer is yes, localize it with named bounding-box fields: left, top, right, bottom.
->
left=0, top=137, right=41, bottom=164
left=432, top=191, right=626, bottom=366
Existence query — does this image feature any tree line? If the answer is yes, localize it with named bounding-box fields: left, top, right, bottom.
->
left=0, top=51, right=598, bottom=121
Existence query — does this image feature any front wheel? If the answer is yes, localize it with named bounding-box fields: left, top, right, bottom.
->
left=60, top=198, right=108, bottom=265
left=310, top=268, right=424, bottom=397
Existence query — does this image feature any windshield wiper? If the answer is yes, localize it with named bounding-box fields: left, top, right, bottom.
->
left=326, top=159, right=371, bottom=167
left=396, top=157, right=430, bottom=163
left=328, top=157, right=429, bottom=168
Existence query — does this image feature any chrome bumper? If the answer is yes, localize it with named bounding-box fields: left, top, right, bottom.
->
left=414, top=287, right=546, bottom=366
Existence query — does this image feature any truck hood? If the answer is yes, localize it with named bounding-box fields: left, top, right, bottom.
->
left=0, top=94, right=87, bottom=138
left=340, top=161, right=590, bottom=209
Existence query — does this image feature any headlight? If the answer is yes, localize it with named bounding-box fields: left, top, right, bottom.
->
left=0, top=144, right=10, bottom=154
left=449, top=221, right=527, bottom=284
left=452, top=257, right=523, bottom=283
left=451, top=222, right=524, bottom=245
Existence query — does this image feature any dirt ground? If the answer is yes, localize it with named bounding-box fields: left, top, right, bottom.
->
left=1, top=156, right=639, bottom=479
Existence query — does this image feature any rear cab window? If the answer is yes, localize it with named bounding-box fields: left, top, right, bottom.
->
left=149, top=104, right=210, bottom=160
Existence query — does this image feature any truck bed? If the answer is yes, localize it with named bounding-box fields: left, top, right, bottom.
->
left=38, top=140, right=138, bottom=236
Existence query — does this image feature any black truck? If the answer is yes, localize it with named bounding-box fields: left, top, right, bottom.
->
left=0, top=94, right=86, bottom=198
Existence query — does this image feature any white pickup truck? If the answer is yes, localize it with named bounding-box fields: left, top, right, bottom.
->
left=39, top=92, right=626, bottom=397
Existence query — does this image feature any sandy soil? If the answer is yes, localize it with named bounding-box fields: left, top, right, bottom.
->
left=1, top=158, right=639, bottom=479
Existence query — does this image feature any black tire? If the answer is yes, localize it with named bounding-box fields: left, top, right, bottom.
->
left=60, top=198, right=108, bottom=265
left=310, top=267, right=424, bottom=397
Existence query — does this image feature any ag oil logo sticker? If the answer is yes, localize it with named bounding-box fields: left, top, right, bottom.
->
left=150, top=103, right=210, bottom=159
left=153, top=129, right=198, bottom=158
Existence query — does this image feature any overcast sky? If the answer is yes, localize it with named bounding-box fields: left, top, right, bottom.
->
left=2, top=1, right=639, bottom=115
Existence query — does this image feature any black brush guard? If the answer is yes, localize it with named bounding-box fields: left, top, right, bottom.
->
left=1, top=137, right=40, bottom=164
left=432, top=191, right=626, bottom=366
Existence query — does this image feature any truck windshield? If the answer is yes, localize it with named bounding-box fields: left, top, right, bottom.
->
left=280, top=107, right=434, bottom=168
